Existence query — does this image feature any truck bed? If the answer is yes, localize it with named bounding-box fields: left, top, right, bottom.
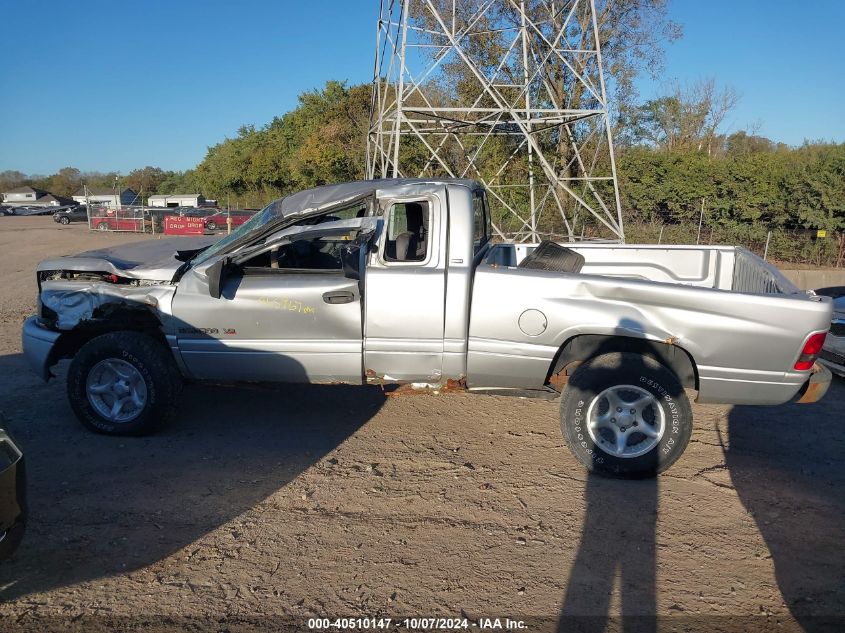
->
left=470, top=242, right=831, bottom=405
left=485, top=243, right=802, bottom=295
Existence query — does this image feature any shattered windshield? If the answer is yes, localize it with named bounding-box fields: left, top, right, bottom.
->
left=189, top=196, right=373, bottom=268
left=191, top=203, right=279, bottom=267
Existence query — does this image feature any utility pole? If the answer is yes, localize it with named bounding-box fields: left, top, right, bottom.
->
left=84, top=184, right=91, bottom=230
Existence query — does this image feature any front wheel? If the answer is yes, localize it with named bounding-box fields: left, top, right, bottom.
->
left=96, top=221, right=109, bottom=231
left=59, top=216, right=70, bottom=225
left=560, top=352, right=692, bottom=478
left=67, top=332, right=182, bottom=435
left=206, top=220, right=217, bottom=230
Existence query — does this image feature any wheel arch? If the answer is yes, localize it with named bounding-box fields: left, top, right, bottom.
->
left=49, top=306, right=169, bottom=366
left=546, top=334, right=699, bottom=392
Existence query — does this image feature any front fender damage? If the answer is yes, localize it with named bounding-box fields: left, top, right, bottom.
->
left=28, top=279, right=178, bottom=381
left=40, top=280, right=176, bottom=331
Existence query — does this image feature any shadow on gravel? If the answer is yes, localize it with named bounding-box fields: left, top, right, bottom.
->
left=557, top=349, right=667, bottom=633
left=558, top=475, right=657, bottom=633
left=0, top=351, right=386, bottom=601
left=726, top=378, right=845, bottom=631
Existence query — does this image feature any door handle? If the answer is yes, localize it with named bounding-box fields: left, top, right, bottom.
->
left=322, top=290, right=356, bottom=304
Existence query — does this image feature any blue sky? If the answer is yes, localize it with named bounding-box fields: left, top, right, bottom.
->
left=1, top=0, right=843, bottom=174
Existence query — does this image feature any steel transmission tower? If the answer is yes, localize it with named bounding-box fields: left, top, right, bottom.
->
left=367, top=0, right=624, bottom=242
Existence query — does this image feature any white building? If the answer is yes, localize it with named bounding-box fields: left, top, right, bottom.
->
left=147, top=194, right=206, bottom=208
left=72, top=187, right=139, bottom=209
left=2, top=186, right=75, bottom=207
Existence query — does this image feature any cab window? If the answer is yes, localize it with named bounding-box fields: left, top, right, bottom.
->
left=473, top=191, right=490, bottom=254
left=383, top=201, right=430, bottom=263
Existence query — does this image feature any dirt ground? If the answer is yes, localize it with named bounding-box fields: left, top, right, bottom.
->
left=0, top=217, right=843, bottom=632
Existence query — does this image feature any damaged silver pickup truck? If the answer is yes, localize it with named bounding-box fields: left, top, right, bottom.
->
left=22, top=179, right=833, bottom=477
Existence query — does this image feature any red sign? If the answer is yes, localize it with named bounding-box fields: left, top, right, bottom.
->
left=164, top=215, right=205, bottom=235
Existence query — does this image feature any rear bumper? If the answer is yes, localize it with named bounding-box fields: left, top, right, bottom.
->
left=21, top=315, right=61, bottom=382
left=795, top=361, right=832, bottom=403
left=0, top=428, right=26, bottom=560
left=696, top=362, right=832, bottom=405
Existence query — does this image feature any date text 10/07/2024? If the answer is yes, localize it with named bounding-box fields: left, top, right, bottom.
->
left=307, top=618, right=527, bottom=630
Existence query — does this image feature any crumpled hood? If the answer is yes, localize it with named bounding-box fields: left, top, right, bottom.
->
left=36, top=236, right=219, bottom=281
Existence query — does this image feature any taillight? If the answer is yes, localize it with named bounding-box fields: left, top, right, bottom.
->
left=794, top=332, right=827, bottom=371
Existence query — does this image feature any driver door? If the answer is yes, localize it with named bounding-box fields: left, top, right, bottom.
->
left=171, top=235, right=365, bottom=384
left=363, top=190, right=447, bottom=383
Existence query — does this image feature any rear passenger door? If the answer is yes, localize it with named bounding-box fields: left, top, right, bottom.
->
left=363, top=190, right=447, bottom=383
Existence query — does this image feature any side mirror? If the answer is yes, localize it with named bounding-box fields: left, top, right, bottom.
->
left=207, top=258, right=226, bottom=298
left=341, top=244, right=360, bottom=281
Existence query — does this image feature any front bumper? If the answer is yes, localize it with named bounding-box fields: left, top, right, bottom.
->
left=0, top=428, right=26, bottom=560
left=795, top=361, right=833, bottom=403
left=21, top=315, right=62, bottom=382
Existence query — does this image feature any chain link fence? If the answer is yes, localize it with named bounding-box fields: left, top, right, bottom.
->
left=621, top=223, right=844, bottom=268
left=81, top=202, right=841, bottom=268
left=86, top=205, right=148, bottom=233
left=497, top=221, right=844, bottom=268
left=85, top=206, right=258, bottom=235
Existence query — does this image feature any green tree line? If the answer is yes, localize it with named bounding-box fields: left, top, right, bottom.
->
left=0, top=166, right=196, bottom=204
left=185, top=79, right=845, bottom=265
left=619, top=139, right=845, bottom=266
left=3, top=80, right=842, bottom=265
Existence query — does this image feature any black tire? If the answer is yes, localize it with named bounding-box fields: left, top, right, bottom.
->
left=59, top=216, right=70, bottom=225
left=67, top=332, right=182, bottom=436
left=560, top=352, right=692, bottom=478
left=206, top=220, right=217, bottom=230
left=96, top=221, right=109, bottom=231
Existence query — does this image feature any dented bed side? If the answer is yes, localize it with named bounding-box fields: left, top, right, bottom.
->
left=466, top=253, right=832, bottom=404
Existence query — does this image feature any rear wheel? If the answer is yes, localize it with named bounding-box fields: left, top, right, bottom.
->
left=560, top=352, right=692, bottom=478
left=67, top=332, right=182, bottom=435
left=96, top=221, right=109, bottom=231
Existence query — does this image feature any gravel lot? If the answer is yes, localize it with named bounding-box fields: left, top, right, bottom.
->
left=0, top=217, right=843, bottom=632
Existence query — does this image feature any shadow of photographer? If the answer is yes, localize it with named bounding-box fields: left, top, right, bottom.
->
left=556, top=350, right=672, bottom=633
left=725, top=378, right=845, bottom=632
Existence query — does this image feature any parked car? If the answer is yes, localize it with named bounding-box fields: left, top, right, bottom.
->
left=10, top=206, right=53, bottom=216
left=162, top=206, right=207, bottom=217
left=180, top=208, right=211, bottom=217
left=814, top=287, right=845, bottom=378
left=90, top=209, right=146, bottom=232
left=0, top=427, right=26, bottom=560
left=22, top=178, right=833, bottom=478
left=53, top=206, right=88, bottom=225
left=203, top=210, right=254, bottom=231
